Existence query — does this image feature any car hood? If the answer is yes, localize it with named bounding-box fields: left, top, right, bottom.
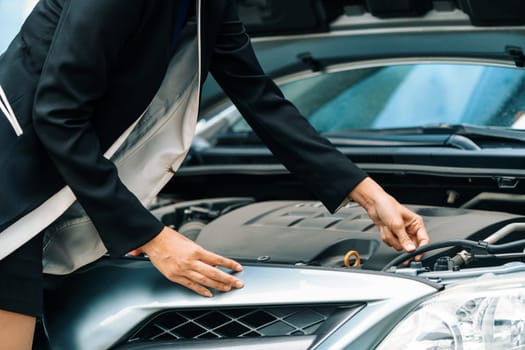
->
left=239, top=0, right=525, bottom=37
left=202, top=1, right=525, bottom=110
left=44, top=259, right=439, bottom=350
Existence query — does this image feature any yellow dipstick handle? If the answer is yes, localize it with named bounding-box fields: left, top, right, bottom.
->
left=344, top=250, right=361, bottom=268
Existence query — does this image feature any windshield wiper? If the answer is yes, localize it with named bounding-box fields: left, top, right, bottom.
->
left=325, top=133, right=480, bottom=150
left=323, top=124, right=525, bottom=150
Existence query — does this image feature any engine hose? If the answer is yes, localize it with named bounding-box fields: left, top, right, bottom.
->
left=486, top=238, right=525, bottom=253
left=382, top=239, right=525, bottom=271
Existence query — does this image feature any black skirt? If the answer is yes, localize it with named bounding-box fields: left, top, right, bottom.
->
left=0, top=233, right=43, bottom=317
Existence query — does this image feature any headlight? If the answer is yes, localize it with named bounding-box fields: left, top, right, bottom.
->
left=375, top=274, right=525, bottom=350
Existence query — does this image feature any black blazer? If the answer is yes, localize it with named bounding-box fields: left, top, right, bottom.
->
left=0, top=0, right=367, bottom=256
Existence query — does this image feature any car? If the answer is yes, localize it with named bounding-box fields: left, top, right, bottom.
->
left=11, top=1, right=525, bottom=349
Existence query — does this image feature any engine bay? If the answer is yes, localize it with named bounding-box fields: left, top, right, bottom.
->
left=151, top=197, right=525, bottom=272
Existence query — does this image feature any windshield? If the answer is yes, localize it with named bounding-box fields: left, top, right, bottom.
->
left=225, top=63, right=525, bottom=136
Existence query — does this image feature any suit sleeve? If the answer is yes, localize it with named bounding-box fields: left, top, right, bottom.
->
left=209, top=1, right=368, bottom=213
left=32, top=0, right=164, bottom=255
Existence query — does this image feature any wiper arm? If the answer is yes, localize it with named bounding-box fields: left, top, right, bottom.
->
left=432, top=124, right=525, bottom=142
left=325, top=133, right=480, bottom=150
left=216, top=130, right=481, bottom=150
left=213, top=124, right=525, bottom=150
left=324, top=124, right=525, bottom=149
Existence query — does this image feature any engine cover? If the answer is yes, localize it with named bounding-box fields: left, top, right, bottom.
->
left=195, top=201, right=522, bottom=270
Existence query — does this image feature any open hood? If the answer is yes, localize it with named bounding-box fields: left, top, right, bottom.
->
left=238, top=0, right=525, bottom=37
left=200, top=1, right=525, bottom=109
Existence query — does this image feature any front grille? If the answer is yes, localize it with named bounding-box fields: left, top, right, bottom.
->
left=127, top=306, right=336, bottom=342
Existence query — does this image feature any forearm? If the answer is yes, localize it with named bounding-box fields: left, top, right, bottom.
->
left=210, top=2, right=367, bottom=212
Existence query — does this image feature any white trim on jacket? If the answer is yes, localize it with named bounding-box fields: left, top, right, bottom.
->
left=0, top=0, right=203, bottom=275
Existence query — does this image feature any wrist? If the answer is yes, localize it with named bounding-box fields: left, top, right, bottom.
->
left=138, top=226, right=170, bottom=255
left=348, top=177, right=385, bottom=211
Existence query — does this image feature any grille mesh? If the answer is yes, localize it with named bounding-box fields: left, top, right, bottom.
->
left=128, top=306, right=335, bottom=342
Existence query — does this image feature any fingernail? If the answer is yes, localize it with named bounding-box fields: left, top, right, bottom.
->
left=235, top=264, right=243, bottom=272
left=406, top=243, right=416, bottom=251
left=205, top=291, right=213, bottom=297
left=235, top=280, right=244, bottom=288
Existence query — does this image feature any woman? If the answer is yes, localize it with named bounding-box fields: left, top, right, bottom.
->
left=0, top=1, right=429, bottom=348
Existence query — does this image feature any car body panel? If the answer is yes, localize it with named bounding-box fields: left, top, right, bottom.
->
left=44, top=260, right=438, bottom=350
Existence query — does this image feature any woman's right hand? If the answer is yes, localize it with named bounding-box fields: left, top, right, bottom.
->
left=349, top=177, right=429, bottom=259
left=136, top=226, right=244, bottom=297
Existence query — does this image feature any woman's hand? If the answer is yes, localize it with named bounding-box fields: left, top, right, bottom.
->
left=135, top=226, right=244, bottom=297
left=350, top=177, right=429, bottom=259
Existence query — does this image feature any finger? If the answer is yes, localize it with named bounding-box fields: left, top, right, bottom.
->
left=172, top=276, right=213, bottom=297
left=127, top=249, right=142, bottom=256
left=416, top=227, right=430, bottom=247
left=193, top=261, right=244, bottom=289
left=402, top=257, right=413, bottom=266
left=187, top=271, right=234, bottom=292
left=415, top=228, right=430, bottom=261
left=380, top=226, right=392, bottom=247
left=200, top=251, right=243, bottom=272
left=381, top=226, right=403, bottom=251
left=390, top=219, right=416, bottom=252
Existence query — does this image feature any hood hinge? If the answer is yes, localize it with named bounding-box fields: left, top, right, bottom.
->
left=506, top=46, right=525, bottom=68
left=496, top=176, right=519, bottom=189
left=297, top=52, right=324, bottom=72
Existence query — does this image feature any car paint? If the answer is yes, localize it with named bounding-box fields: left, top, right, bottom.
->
left=44, top=259, right=439, bottom=350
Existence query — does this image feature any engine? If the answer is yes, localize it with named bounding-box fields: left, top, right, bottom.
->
left=151, top=197, right=525, bottom=271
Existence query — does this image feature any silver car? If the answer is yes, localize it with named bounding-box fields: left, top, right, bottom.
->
left=29, top=1, right=525, bottom=349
